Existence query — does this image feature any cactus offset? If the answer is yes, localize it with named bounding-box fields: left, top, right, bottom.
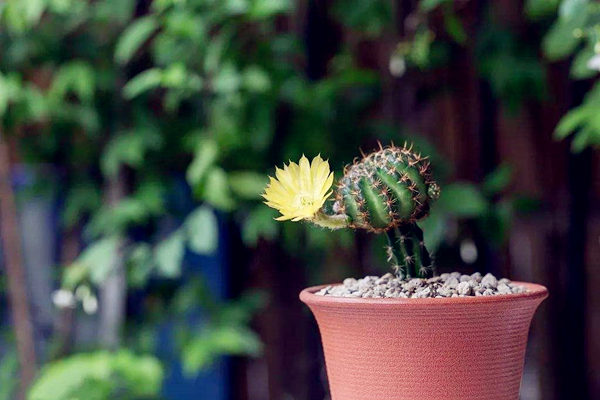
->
left=330, top=143, right=439, bottom=278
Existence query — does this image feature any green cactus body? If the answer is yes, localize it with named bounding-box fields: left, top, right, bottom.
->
left=332, top=144, right=440, bottom=278
left=333, top=145, right=438, bottom=231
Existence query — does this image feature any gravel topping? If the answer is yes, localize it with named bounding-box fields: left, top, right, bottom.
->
left=315, top=272, right=527, bottom=298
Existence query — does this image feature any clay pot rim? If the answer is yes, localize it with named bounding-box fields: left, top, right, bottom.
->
left=300, top=281, right=548, bottom=306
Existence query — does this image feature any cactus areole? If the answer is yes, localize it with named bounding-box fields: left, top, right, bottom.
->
left=262, top=143, right=440, bottom=279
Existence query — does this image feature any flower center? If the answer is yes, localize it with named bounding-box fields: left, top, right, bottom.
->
left=299, top=194, right=315, bottom=207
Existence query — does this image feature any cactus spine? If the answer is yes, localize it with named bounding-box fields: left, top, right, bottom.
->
left=331, top=143, right=440, bottom=278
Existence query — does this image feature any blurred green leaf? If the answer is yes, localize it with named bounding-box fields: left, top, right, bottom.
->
left=128, top=243, right=154, bottom=288
left=418, top=207, right=447, bottom=252
left=570, top=44, right=598, bottom=79
left=228, top=171, right=267, bottom=199
left=482, top=164, right=513, bottom=195
left=224, top=0, right=250, bottom=15
left=77, top=236, right=121, bottom=284
left=512, top=194, right=542, bottom=213
left=184, top=206, right=218, bottom=254
left=86, top=184, right=164, bottom=238
left=187, top=138, right=219, bottom=187
left=49, top=61, right=95, bottom=103
left=542, top=1, right=588, bottom=60
left=555, top=81, right=600, bottom=150
left=203, top=167, right=235, bottom=210
left=162, top=63, right=203, bottom=90
left=123, top=68, right=163, bottom=98
left=438, top=183, right=488, bottom=217
left=0, top=74, right=10, bottom=117
left=203, top=29, right=234, bottom=74
left=62, top=264, right=88, bottom=291
left=555, top=103, right=594, bottom=138
left=171, top=278, right=217, bottom=314
left=215, top=290, right=268, bottom=325
left=154, top=229, right=185, bottom=278
left=124, top=65, right=203, bottom=99
left=134, top=180, right=165, bottom=214
left=247, top=100, right=275, bottom=150
left=525, top=0, right=560, bottom=20
left=248, top=0, right=291, bottom=19
left=543, top=20, right=582, bottom=60
left=410, top=28, right=434, bottom=68
left=0, top=351, right=18, bottom=400
left=480, top=199, right=513, bottom=246
left=115, top=16, right=158, bottom=64
left=419, top=0, right=451, bottom=12
left=101, top=129, right=162, bottom=178
left=93, top=0, right=136, bottom=25
left=571, top=124, right=600, bottom=151
left=477, top=25, right=546, bottom=110
left=444, top=12, right=467, bottom=45
left=559, top=0, right=588, bottom=19
left=182, top=326, right=262, bottom=375
left=213, top=63, right=241, bottom=93
left=62, top=182, right=102, bottom=228
left=1, top=0, right=46, bottom=33
left=242, top=206, right=278, bottom=246
left=242, top=66, right=271, bottom=93
left=28, top=351, right=163, bottom=400
left=333, top=0, right=393, bottom=36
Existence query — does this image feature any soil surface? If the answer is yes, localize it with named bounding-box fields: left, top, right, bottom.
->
left=315, top=272, right=527, bottom=298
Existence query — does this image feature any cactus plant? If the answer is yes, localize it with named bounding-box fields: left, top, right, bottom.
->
left=262, top=143, right=440, bottom=279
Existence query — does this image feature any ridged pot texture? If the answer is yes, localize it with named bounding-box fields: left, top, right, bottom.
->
left=300, top=282, right=547, bottom=400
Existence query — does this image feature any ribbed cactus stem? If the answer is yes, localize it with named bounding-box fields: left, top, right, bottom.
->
left=410, top=223, right=432, bottom=277
left=331, top=143, right=439, bottom=277
left=386, top=223, right=433, bottom=279
left=386, top=229, right=408, bottom=278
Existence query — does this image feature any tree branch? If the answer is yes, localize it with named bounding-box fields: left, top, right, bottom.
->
left=0, top=133, right=37, bottom=398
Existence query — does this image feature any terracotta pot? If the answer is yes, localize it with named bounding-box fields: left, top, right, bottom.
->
left=300, top=282, right=547, bottom=400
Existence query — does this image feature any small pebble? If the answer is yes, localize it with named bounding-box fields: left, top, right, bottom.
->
left=481, top=273, right=498, bottom=289
left=343, top=278, right=357, bottom=287
left=316, top=272, right=527, bottom=299
left=413, top=287, right=431, bottom=298
left=497, top=283, right=512, bottom=295
left=457, top=281, right=472, bottom=296
left=444, top=277, right=459, bottom=289
left=512, top=285, right=525, bottom=294
left=471, top=272, right=482, bottom=282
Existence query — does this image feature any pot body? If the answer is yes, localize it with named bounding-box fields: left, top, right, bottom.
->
left=300, top=282, right=547, bottom=400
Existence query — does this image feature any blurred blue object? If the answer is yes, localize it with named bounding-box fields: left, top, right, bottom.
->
left=159, top=218, right=230, bottom=400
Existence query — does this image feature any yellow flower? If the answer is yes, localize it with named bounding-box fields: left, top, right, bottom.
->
left=262, top=155, right=334, bottom=222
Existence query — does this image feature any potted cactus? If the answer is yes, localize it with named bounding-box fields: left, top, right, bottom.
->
left=263, top=144, right=547, bottom=400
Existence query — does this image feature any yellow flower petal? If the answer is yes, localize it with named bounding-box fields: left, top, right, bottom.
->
left=262, top=155, right=334, bottom=222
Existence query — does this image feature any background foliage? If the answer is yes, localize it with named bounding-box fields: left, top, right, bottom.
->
left=0, top=0, right=597, bottom=399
